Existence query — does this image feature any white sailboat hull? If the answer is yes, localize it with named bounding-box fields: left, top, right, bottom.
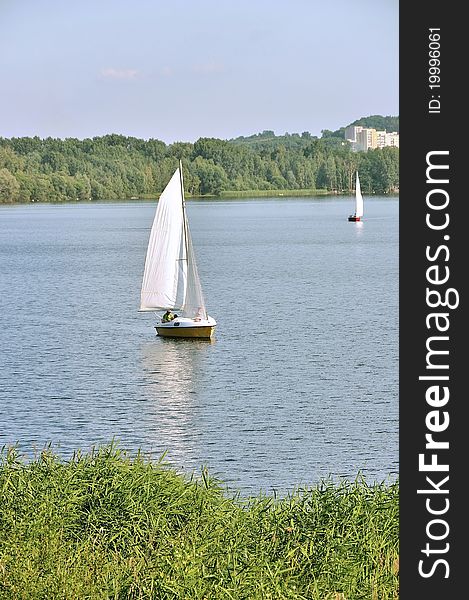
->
left=155, top=316, right=217, bottom=339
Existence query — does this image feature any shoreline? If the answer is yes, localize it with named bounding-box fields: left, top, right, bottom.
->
left=0, top=188, right=400, bottom=206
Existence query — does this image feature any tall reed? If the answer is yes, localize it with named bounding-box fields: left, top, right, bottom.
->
left=0, top=445, right=398, bottom=599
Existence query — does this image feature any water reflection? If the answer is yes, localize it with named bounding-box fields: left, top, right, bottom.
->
left=139, top=337, right=214, bottom=467
left=354, top=221, right=364, bottom=235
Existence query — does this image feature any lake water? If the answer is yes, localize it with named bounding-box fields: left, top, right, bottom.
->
left=0, top=197, right=398, bottom=496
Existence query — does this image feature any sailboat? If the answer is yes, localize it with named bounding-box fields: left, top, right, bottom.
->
left=139, top=161, right=217, bottom=339
left=348, top=172, right=364, bottom=222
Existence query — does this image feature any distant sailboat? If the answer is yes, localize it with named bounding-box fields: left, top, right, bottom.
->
left=348, top=172, right=364, bottom=222
left=139, top=161, right=216, bottom=339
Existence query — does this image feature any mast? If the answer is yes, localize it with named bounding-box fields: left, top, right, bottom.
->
left=178, top=160, right=208, bottom=320
left=179, top=159, right=189, bottom=263
left=179, top=159, right=192, bottom=314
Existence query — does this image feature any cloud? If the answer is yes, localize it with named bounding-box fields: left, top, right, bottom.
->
left=100, top=68, right=139, bottom=80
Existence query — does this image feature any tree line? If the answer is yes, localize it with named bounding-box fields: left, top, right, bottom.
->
left=0, top=125, right=399, bottom=203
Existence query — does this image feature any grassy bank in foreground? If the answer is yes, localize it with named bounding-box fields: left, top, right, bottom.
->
left=0, top=446, right=399, bottom=599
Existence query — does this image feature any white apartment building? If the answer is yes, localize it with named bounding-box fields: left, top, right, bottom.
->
left=345, top=125, right=399, bottom=151
left=384, top=131, right=399, bottom=147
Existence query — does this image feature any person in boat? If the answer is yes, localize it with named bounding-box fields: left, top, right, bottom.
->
left=162, top=310, right=176, bottom=323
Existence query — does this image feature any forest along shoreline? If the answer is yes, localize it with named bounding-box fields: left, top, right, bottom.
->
left=0, top=123, right=399, bottom=204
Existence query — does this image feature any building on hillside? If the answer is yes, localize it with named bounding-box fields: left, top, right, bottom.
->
left=385, top=131, right=399, bottom=147
left=345, top=125, right=399, bottom=151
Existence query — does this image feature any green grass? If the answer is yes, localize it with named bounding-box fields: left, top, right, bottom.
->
left=0, top=445, right=399, bottom=599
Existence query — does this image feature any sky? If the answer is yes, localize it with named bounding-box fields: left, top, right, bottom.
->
left=0, top=0, right=398, bottom=144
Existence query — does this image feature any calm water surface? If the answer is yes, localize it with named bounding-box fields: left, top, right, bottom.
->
left=0, top=197, right=398, bottom=495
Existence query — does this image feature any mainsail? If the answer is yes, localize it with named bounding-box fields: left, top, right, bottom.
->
left=140, top=164, right=207, bottom=319
left=355, top=172, right=364, bottom=218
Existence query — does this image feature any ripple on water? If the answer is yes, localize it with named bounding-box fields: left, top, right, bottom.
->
left=0, top=198, right=398, bottom=495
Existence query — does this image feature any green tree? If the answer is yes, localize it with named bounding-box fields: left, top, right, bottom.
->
left=193, top=157, right=228, bottom=195
left=0, top=168, right=20, bottom=202
left=0, top=147, right=23, bottom=173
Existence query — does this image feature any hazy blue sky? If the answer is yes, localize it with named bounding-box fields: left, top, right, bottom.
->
left=0, top=0, right=398, bottom=143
